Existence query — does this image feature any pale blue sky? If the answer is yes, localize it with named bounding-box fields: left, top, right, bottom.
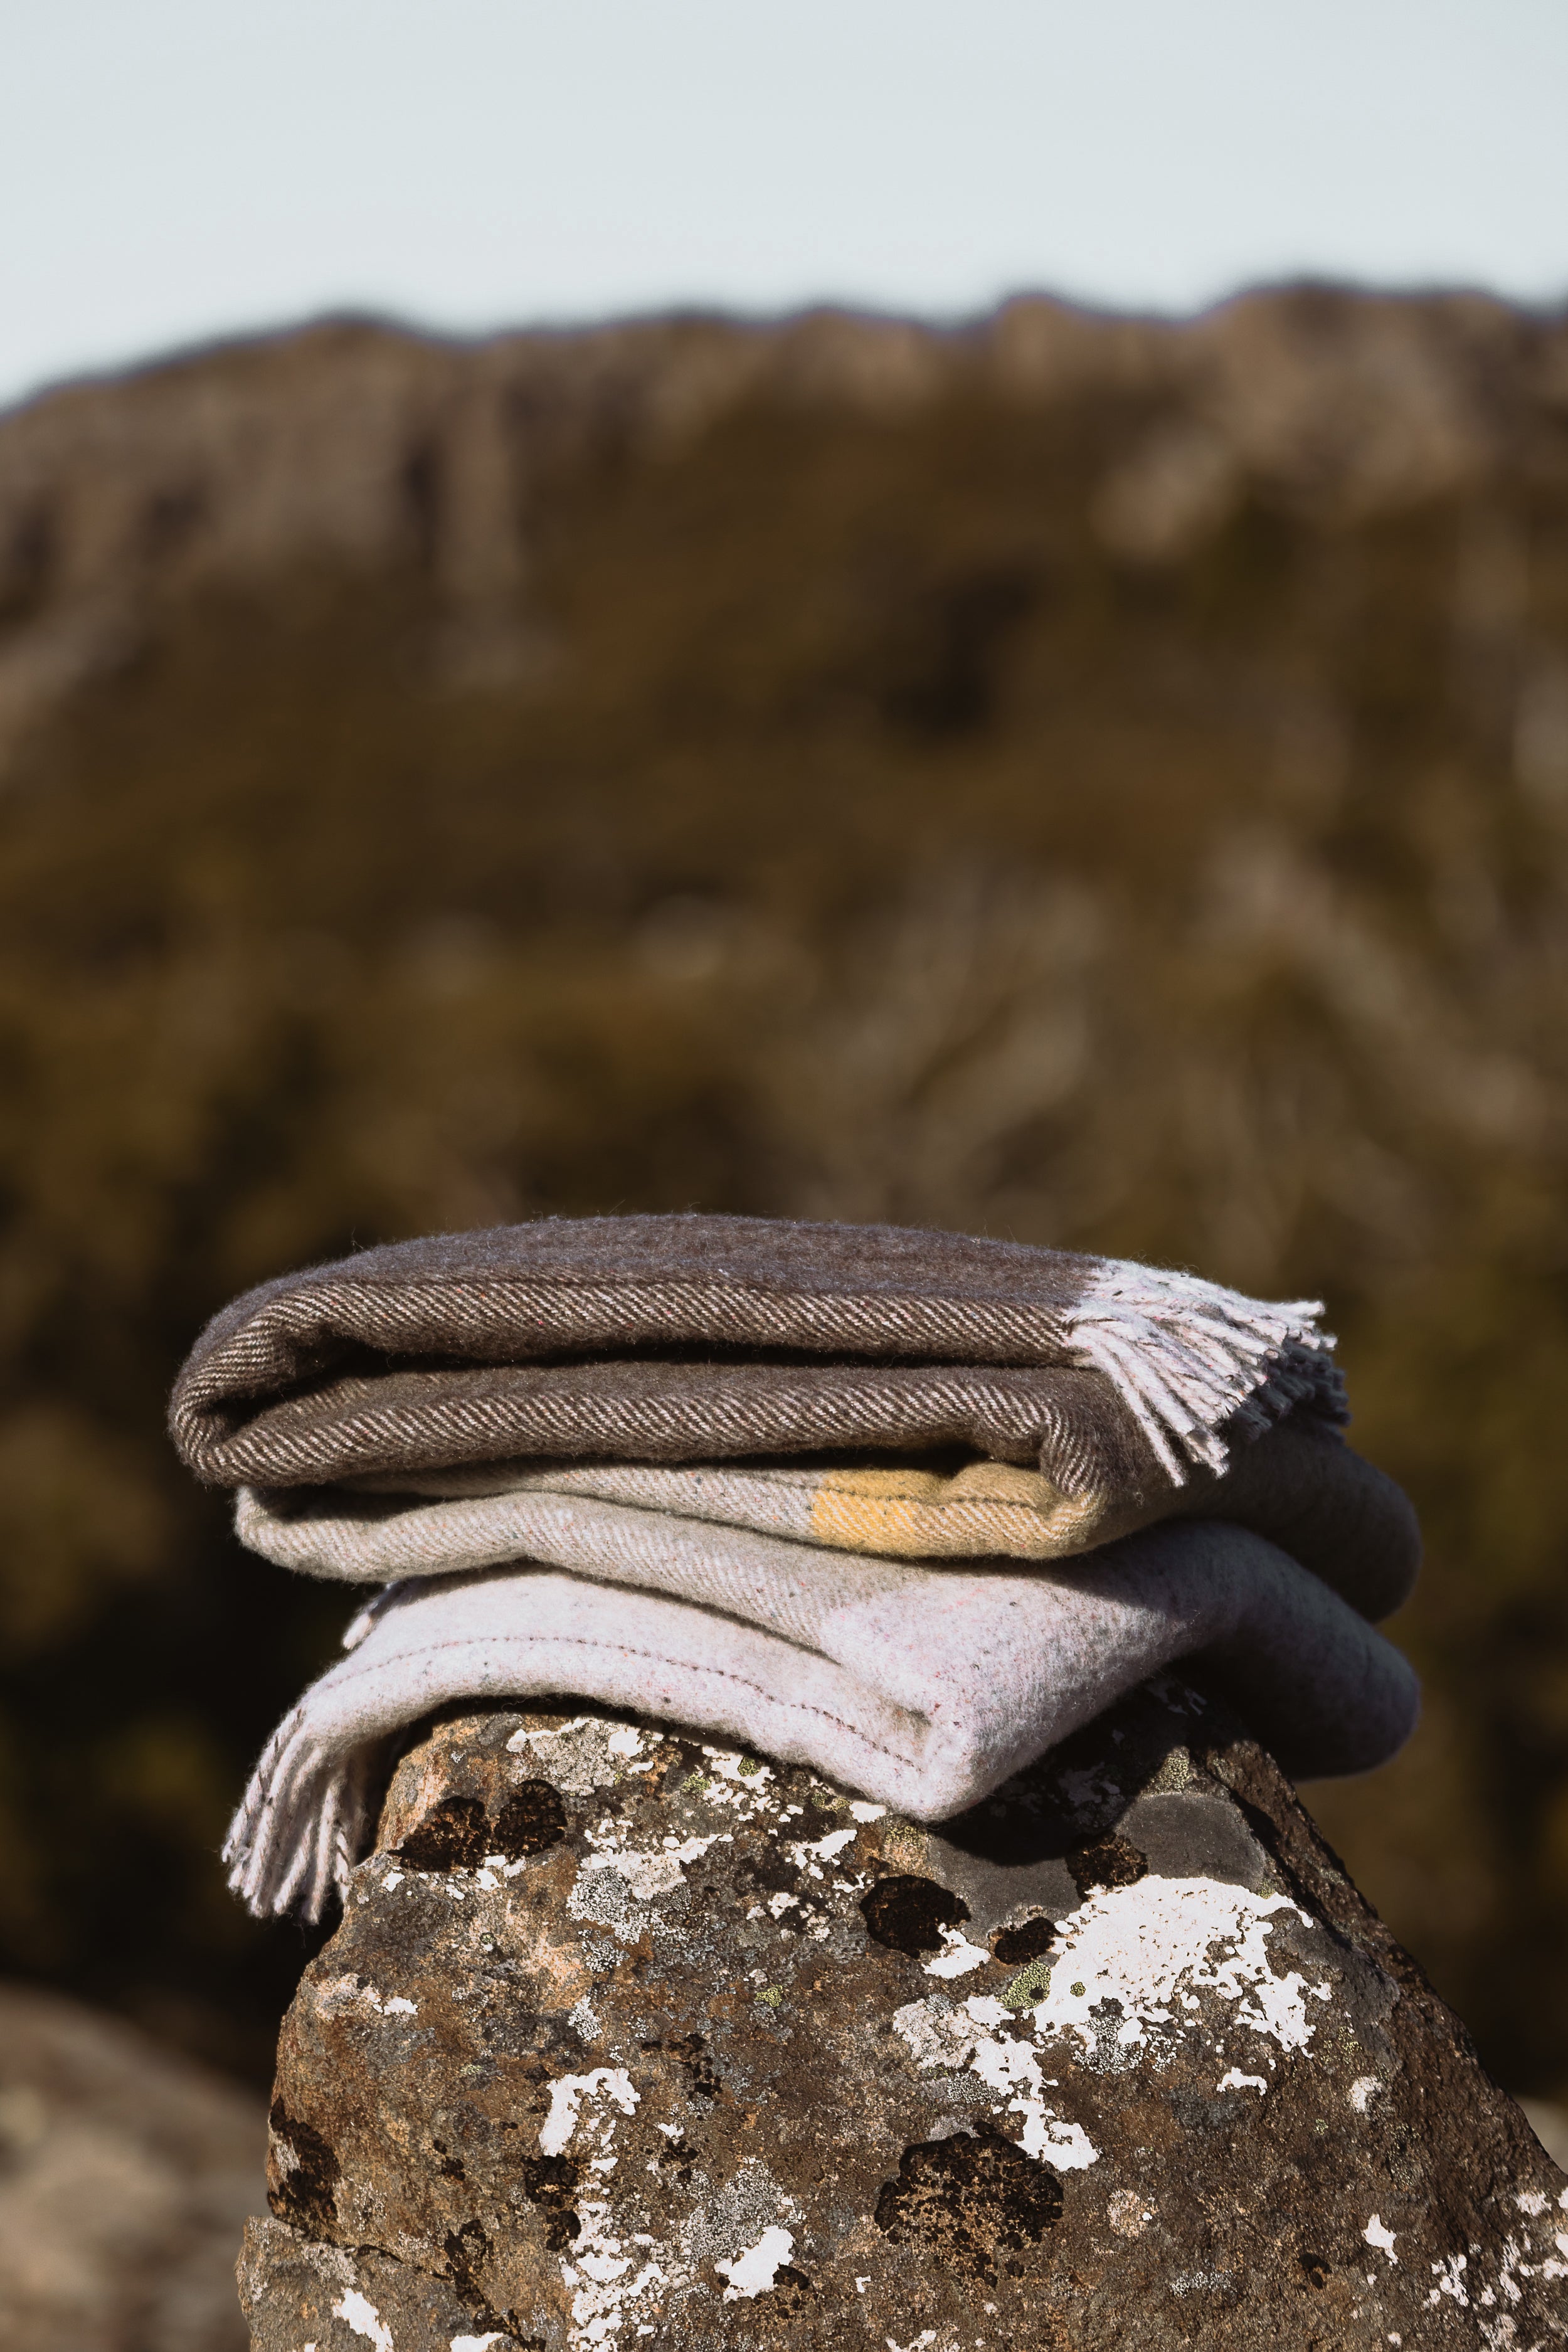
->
left=4, top=1, right=1566, bottom=411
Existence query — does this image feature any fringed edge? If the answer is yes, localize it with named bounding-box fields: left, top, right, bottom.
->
left=221, top=1705, right=377, bottom=1922
left=1070, top=1256, right=1346, bottom=1485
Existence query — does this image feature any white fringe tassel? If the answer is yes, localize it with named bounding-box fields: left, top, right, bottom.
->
left=1069, top=1256, right=1344, bottom=1485
left=221, top=1577, right=417, bottom=1919
left=221, top=1707, right=373, bottom=1922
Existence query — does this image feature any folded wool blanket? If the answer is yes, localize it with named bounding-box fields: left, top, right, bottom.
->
left=238, top=1411, right=1419, bottom=1621
left=223, top=1519, right=1420, bottom=1920
left=169, top=1213, right=1349, bottom=1495
left=172, top=1215, right=1422, bottom=1922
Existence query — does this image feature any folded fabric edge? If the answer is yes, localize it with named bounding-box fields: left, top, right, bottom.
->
left=231, top=1407, right=1419, bottom=1628
left=219, top=1541, right=1419, bottom=1922
left=220, top=1632, right=932, bottom=1922
left=171, top=1244, right=1345, bottom=1492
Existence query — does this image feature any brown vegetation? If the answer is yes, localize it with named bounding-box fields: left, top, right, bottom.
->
left=2, top=287, right=1567, bottom=2088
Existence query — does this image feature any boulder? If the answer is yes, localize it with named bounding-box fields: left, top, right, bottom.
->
left=0, top=1980, right=266, bottom=2352
left=241, top=1684, right=1567, bottom=2348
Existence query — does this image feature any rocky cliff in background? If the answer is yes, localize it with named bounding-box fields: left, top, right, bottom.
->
left=1, top=287, right=1567, bottom=2097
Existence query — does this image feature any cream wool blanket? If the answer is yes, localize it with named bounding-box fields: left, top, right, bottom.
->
left=238, top=1414, right=1417, bottom=1620
left=225, top=1481, right=1418, bottom=1920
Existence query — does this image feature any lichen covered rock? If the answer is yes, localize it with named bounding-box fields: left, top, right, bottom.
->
left=241, top=1685, right=1567, bottom=2348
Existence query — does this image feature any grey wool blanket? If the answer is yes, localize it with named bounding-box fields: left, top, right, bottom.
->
left=167, top=1214, right=1421, bottom=1920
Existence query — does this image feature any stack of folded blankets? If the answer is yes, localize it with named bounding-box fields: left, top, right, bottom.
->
left=168, top=1214, right=1421, bottom=1922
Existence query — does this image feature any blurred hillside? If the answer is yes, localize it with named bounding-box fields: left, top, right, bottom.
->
left=3, top=287, right=1568, bottom=2090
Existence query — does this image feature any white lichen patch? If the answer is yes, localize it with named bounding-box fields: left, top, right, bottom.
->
left=313, top=1973, right=419, bottom=2022
left=791, top=1825, right=858, bottom=1866
left=1027, top=1873, right=1328, bottom=2064
left=965, top=2005, right=1100, bottom=2169
left=692, top=1746, right=787, bottom=1823
left=1430, top=2249, right=1470, bottom=2306
left=451, top=2336, right=508, bottom=2352
left=577, top=1835, right=731, bottom=1902
left=507, top=1716, right=656, bottom=1797
left=1364, top=2213, right=1398, bottom=2262
left=560, top=2137, right=669, bottom=2341
left=923, top=1927, right=993, bottom=1981
left=893, top=1870, right=1332, bottom=2173
left=894, top=1997, right=980, bottom=2074
left=716, top=2224, right=796, bottom=2300
left=540, top=2067, right=640, bottom=2158
left=893, top=1996, right=1098, bottom=2169
left=331, top=2290, right=394, bottom=2352
left=1349, top=2074, right=1384, bottom=2114
left=781, top=1822, right=867, bottom=1893
left=531, top=2062, right=675, bottom=2348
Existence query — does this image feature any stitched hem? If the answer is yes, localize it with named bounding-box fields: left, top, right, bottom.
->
left=277, top=1629, right=925, bottom=1773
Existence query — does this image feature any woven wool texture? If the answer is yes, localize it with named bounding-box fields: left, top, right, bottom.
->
left=224, top=1524, right=1419, bottom=1922
left=170, top=1215, right=1422, bottom=1920
left=242, top=1413, right=1418, bottom=1621
left=169, top=1212, right=1347, bottom=1491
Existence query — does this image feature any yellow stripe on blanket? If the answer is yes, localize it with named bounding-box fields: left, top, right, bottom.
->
left=808, top=1459, right=1113, bottom=1559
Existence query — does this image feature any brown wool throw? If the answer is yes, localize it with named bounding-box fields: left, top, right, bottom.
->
left=169, top=1216, right=1421, bottom=1920
left=171, top=1212, right=1348, bottom=1493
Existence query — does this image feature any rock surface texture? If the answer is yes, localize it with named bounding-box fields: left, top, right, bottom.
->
left=0, top=1980, right=266, bottom=2352
left=242, top=1687, right=1567, bottom=2349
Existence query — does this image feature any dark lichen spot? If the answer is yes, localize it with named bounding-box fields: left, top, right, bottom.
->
left=656, top=2134, right=701, bottom=2185
left=734, top=1843, right=811, bottom=1903
left=792, top=1796, right=844, bottom=1843
left=446, top=2215, right=490, bottom=2274
left=398, top=1794, right=490, bottom=1871
left=443, top=2217, right=509, bottom=2331
left=769, top=2265, right=814, bottom=2314
left=1299, top=2250, right=1332, bottom=2289
left=656, top=1739, right=707, bottom=1792
left=875, top=2127, right=1062, bottom=2281
left=861, top=1873, right=971, bottom=1956
left=992, top=1914, right=1057, bottom=1965
left=492, top=1777, right=568, bottom=1858
left=267, top=2096, right=340, bottom=2237
left=519, top=2151, right=583, bottom=2250
left=1066, top=1831, right=1147, bottom=1896
left=669, top=2029, right=722, bottom=2102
